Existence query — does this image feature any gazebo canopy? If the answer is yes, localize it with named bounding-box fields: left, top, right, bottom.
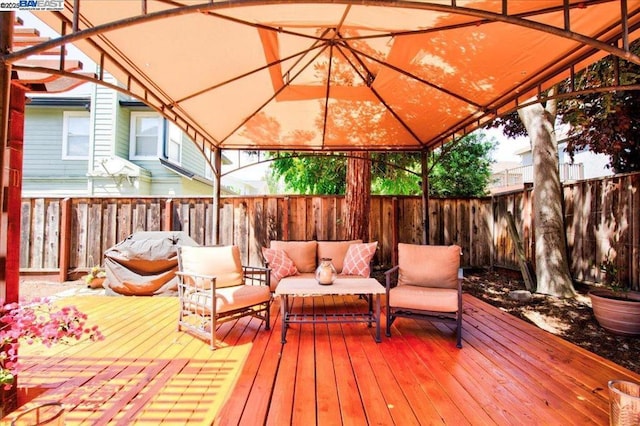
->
left=7, top=1, right=640, bottom=153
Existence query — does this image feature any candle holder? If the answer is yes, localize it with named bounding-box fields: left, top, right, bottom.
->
left=315, top=258, right=337, bottom=285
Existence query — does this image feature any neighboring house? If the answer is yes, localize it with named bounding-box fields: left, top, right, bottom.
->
left=21, top=77, right=265, bottom=197
left=490, top=141, right=613, bottom=194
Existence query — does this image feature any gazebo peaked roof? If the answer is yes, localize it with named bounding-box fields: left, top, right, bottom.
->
left=5, top=0, right=638, bottom=153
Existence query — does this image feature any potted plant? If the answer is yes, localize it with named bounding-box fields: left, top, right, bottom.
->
left=0, top=298, right=103, bottom=416
left=84, top=265, right=107, bottom=289
left=589, top=248, right=640, bottom=336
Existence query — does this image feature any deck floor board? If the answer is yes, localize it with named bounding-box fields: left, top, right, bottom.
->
left=4, top=293, right=638, bottom=425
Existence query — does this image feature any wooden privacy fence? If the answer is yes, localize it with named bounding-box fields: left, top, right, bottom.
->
left=20, top=172, right=640, bottom=290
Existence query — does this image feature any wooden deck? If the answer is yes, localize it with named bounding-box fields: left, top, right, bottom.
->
left=3, top=293, right=639, bottom=425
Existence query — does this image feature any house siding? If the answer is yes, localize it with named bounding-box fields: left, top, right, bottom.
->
left=23, top=107, right=90, bottom=195
left=180, top=133, right=210, bottom=179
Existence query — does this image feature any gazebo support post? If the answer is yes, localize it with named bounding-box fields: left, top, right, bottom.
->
left=0, top=12, right=17, bottom=304
left=211, top=148, right=222, bottom=245
left=421, top=150, right=430, bottom=245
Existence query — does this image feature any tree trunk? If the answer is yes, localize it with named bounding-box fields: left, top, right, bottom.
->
left=518, top=95, right=576, bottom=298
left=344, top=152, right=371, bottom=241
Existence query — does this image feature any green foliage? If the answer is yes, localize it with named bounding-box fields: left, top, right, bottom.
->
left=429, top=133, right=496, bottom=197
left=370, top=152, right=421, bottom=195
left=269, top=154, right=347, bottom=194
left=267, top=132, right=496, bottom=196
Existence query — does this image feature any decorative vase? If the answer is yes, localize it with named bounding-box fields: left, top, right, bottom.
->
left=315, top=258, right=337, bottom=285
left=589, top=290, right=640, bottom=336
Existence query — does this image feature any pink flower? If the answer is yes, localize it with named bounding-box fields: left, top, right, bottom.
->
left=0, top=300, right=102, bottom=387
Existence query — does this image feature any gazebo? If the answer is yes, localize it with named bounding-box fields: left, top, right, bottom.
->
left=2, top=2, right=640, bottom=422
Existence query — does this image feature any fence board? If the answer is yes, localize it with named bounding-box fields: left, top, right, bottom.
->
left=31, top=198, right=45, bottom=269
left=44, top=200, right=59, bottom=269
left=20, top=201, right=31, bottom=269
left=220, top=200, right=234, bottom=246
left=117, top=201, right=132, bottom=243
left=103, top=200, right=118, bottom=257
left=87, top=201, right=102, bottom=267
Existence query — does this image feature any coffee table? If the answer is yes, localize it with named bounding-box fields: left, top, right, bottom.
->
left=275, top=277, right=385, bottom=343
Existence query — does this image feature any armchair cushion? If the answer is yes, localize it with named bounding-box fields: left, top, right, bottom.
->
left=342, top=242, right=377, bottom=277
left=185, top=284, right=271, bottom=315
left=317, top=240, right=362, bottom=273
left=388, top=285, right=459, bottom=312
left=179, top=245, right=244, bottom=288
left=270, top=240, right=318, bottom=273
left=398, top=243, right=461, bottom=289
left=262, top=247, right=298, bottom=286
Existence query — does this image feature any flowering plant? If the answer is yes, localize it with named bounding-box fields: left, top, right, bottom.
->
left=0, top=299, right=104, bottom=389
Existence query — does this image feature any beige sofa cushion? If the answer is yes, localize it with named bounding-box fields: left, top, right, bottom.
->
left=179, top=245, right=244, bottom=289
left=398, top=243, right=461, bottom=289
left=270, top=241, right=318, bottom=273
left=317, top=240, right=362, bottom=273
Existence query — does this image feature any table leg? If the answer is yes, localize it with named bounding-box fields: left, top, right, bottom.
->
left=280, top=295, right=288, bottom=344
left=375, top=293, right=381, bottom=343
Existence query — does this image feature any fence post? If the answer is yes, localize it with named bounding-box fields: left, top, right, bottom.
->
left=163, top=198, right=173, bottom=231
left=421, top=151, right=429, bottom=244
left=283, top=197, right=290, bottom=240
left=58, top=198, right=72, bottom=282
left=392, top=197, right=399, bottom=266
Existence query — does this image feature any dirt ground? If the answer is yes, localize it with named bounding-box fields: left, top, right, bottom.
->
left=18, top=270, right=640, bottom=375
left=462, top=268, right=640, bottom=375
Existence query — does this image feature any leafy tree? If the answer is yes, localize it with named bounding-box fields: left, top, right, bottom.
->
left=267, top=132, right=496, bottom=197
left=269, top=154, right=346, bottom=194
left=429, top=133, right=496, bottom=197
left=558, top=58, right=640, bottom=173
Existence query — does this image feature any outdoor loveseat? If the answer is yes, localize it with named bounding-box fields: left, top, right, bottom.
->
left=262, top=240, right=378, bottom=291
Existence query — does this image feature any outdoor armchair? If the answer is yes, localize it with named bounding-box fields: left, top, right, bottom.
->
left=176, top=245, right=272, bottom=349
left=385, top=243, right=463, bottom=348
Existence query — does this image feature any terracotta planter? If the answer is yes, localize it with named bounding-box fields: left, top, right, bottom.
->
left=589, top=290, right=640, bottom=336
left=86, top=276, right=105, bottom=289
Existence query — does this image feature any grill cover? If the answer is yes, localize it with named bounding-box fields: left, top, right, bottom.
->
left=103, top=231, right=199, bottom=296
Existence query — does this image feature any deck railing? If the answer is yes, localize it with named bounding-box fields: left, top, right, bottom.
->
left=491, top=162, right=584, bottom=189
left=19, top=171, right=640, bottom=290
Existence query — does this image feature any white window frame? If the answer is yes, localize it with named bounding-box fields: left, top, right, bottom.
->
left=129, top=112, right=163, bottom=160
left=167, top=123, right=182, bottom=165
left=62, top=111, right=90, bottom=160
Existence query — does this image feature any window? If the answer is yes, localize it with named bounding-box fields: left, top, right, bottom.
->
left=130, top=112, right=163, bottom=159
left=167, top=123, right=182, bottom=164
left=62, top=111, right=90, bottom=159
